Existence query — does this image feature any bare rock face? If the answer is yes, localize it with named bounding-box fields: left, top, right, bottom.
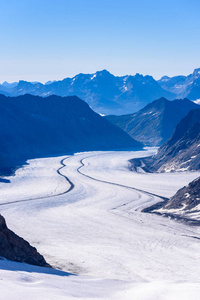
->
left=162, top=176, right=200, bottom=211
left=143, top=177, right=200, bottom=226
left=0, top=214, right=50, bottom=267
left=130, top=109, right=200, bottom=173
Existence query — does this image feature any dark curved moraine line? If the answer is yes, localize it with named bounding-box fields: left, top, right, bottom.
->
left=0, top=157, right=74, bottom=207
left=77, top=157, right=168, bottom=205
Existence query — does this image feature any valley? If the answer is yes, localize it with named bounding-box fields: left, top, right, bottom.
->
left=0, top=149, right=200, bottom=299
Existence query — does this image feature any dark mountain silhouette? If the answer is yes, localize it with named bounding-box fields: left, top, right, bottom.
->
left=0, top=94, right=142, bottom=175
left=105, top=98, right=199, bottom=146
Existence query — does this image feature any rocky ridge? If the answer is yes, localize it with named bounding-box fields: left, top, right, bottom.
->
left=0, top=214, right=50, bottom=267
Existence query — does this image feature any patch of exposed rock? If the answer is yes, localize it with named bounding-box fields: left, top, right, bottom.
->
left=0, top=214, right=50, bottom=267
left=161, top=176, right=200, bottom=211
left=143, top=177, right=200, bottom=226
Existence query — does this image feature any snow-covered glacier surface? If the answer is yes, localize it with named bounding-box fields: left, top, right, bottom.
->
left=0, top=148, right=200, bottom=299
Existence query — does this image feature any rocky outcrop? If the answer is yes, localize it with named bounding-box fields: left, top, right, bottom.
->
left=0, top=214, right=50, bottom=267
left=143, top=177, right=200, bottom=225
left=161, top=177, right=200, bottom=211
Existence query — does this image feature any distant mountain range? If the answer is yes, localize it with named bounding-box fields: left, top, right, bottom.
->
left=131, top=108, right=200, bottom=173
left=158, top=68, right=200, bottom=100
left=106, top=98, right=200, bottom=146
left=0, top=94, right=142, bottom=175
left=1, top=68, right=200, bottom=115
left=0, top=70, right=175, bottom=115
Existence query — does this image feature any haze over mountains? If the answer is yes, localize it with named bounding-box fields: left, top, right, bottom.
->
left=106, top=98, right=200, bottom=146
left=158, top=68, right=200, bottom=100
left=0, top=70, right=174, bottom=115
left=0, top=94, right=141, bottom=175
left=1, top=68, right=200, bottom=115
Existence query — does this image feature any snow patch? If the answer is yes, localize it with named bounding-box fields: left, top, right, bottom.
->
left=91, top=74, right=97, bottom=80
left=184, top=193, right=190, bottom=198
left=193, top=99, right=200, bottom=105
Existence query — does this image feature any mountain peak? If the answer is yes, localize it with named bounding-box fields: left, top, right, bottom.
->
left=159, top=75, right=171, bottom=82
left=96, top=69, right=113, bottom=76
left=150, top=97, right=169, bottom=107
left=1, top=69, right=176, bottom=115
left=2, top=81, right=9, bottom=86
left=193, top=68, right=200, bottom=76
left=106, top=98, right=199, bottom=146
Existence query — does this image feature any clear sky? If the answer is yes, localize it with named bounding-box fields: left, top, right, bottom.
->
left=1, top=0, right=200, bottom=83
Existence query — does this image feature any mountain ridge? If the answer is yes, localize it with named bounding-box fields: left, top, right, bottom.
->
left=0, top=70, right=175, bottom=115
left=143, top=177, right=200, bottom=226
left=0, top=214, right=50, bottom=267
left=0, top=94, right=142, bottom=175
left=158, top=68, right=200, bottom=100
left=1, top=68, right=200, bottom=115
left=105, top=97, right=200, bottom=146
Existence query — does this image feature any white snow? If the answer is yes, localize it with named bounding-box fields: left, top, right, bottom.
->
left=142, top=111, right=153, bottom=115
left=70, top=77, right=76, bottom=86
left=122, top=77, right=130, bottom=91
left=158, top=203, right=188, bottom=214
left=193, top=99, right=200, bottom=105
left=91, top=74, right=97, bottom=80
left=0, top=148, right=200, bottom=299
left=42, top=91, right=51, bottom=96
left=174, top=84, right=184, bottom=89
left=0, top=157, right=69, bottom=203
left=1, top=260, right=200, bottom=300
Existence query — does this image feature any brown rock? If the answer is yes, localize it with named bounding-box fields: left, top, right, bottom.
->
left=0, top=214, right=50, bottom=267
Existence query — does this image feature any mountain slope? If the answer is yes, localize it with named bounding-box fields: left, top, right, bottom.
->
left=0, top=214, right=50, bottom=266
left=106, top=98, right=199, bottom=146
left=2, top=70, right=175, bottom=115
left=0, top=94, right=142, bottom=175
left=144, top=177, right=200, bottom=225
left=139, top=109, right=200, bottom=172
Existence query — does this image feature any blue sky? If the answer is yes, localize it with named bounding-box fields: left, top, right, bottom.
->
left=1, top=0, right=200, bottom=82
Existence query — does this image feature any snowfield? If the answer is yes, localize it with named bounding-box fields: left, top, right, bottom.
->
left=0, top=148, right=200, bottom=299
